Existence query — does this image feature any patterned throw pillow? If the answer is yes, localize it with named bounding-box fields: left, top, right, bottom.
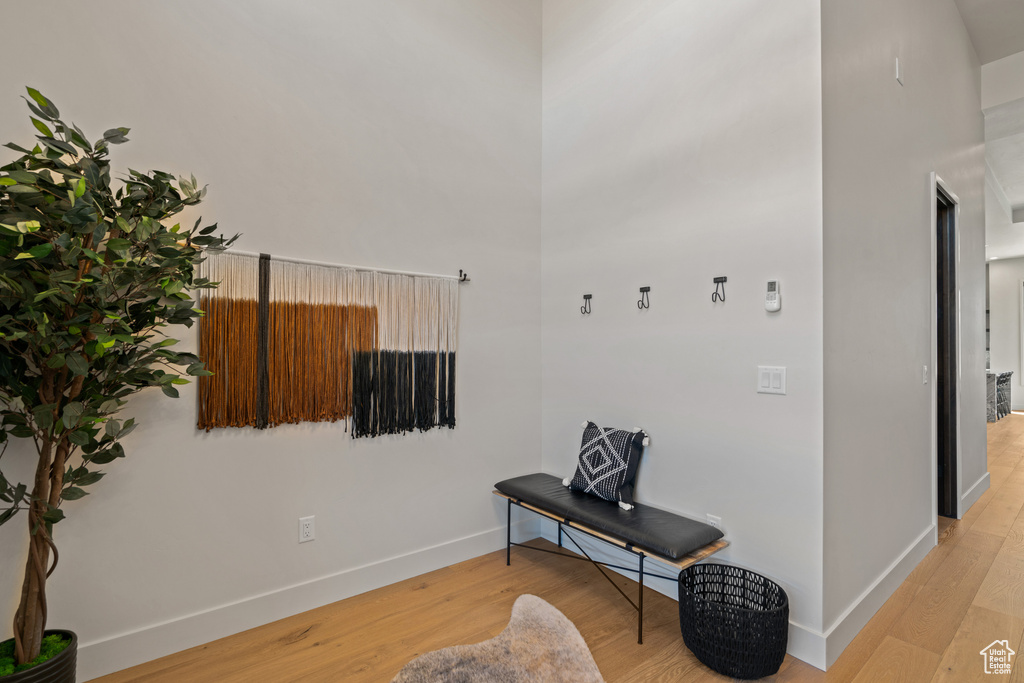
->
left=566, top=421, right=647, bottom=508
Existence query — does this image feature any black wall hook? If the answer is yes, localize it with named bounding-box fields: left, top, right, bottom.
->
left=712, top=277, right=727, bottom=302
left=458, top=269, right=470, bottom=282
left=581, top=294, right=592, bottom=315
left=638, top=286, right=651, bottom=310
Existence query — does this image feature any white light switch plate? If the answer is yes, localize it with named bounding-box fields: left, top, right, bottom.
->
left=758, top=366, right=787, bottom=395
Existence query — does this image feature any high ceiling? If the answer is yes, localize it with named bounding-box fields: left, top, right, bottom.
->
left=954, top=0, right=1024, bottom=261
left=986, top=98, right=1024, bottom=211
left=953, top=0, right=1024, bottom=64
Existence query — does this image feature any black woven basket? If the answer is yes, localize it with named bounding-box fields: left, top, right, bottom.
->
left=678, top=563, right=789, bottom=679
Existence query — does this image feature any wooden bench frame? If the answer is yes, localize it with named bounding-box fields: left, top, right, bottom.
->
left=495, top=491, right=728, bottom=644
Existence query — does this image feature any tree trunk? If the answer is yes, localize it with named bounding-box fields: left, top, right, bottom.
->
left=13, top=516, right=51, bottom=664
left=12, top=444, right=54, bottom=666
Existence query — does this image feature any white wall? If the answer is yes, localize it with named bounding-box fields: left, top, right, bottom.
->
left=982, top=50, right=1024, bottom=111
left=541, top=0, right=826, bottom=664
left=987, top=165, right=1023, bottom=399
left=989, top=256, right=1024, bottom=408
left=821, top=0, right=986, bottom=666
left=0, top=2, right=542, bottom=679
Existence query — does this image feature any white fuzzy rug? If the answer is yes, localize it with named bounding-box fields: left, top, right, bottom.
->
left=391, top=594, right=605, bottom=683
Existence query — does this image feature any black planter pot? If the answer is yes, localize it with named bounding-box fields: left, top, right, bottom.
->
left=2, top=631, right=77, bottom=683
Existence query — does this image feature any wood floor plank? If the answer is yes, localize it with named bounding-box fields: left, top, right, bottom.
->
left=930, top=605, right=1024, bottom=682
left=970, top=488, right=1024, bottom=539
left=998, top=516, right=1024, bottom=564
left=906, top=525, right=966, bottom=587
left=973, top=557, right=1024, bottom=619
left=828, top=581, right=923, bottom=680
left=890, top=531, right=1003, bottom=654
left=850, top=636, right=941, bottom=683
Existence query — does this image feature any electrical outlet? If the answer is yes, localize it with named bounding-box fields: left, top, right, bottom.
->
left=299, top=516, right=315, bottom=543
left=706, top=514, right=722, bottom=530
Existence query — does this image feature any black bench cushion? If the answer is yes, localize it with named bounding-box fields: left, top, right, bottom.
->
left=495, top=473, right=723, bottom=561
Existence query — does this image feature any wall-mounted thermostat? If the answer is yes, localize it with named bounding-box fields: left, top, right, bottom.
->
left=765, top=279, right=781, bottom=312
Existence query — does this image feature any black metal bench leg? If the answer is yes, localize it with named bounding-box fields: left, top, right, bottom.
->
left=558, top=523, right=563, bottom=548
left=638, top=554, right=645, bottom=644
left=506, top=498, right=512, bottom=566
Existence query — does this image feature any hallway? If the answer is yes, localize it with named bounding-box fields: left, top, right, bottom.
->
left=826, top=413, right=1024, bottom=680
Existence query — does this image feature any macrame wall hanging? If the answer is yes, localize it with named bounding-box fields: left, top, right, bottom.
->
left=195, top=251, right=461, bottom=438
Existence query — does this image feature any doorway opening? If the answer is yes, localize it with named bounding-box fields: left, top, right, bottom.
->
left=935, top=180, right=959, bottom=518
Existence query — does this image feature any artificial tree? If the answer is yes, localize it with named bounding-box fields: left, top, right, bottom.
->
left=0, top=88, right=234, bottom=667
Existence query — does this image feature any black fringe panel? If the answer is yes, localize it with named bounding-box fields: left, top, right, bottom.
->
left=354, top=350, right=446, bottom=438
left=352, top=350, right=375, bottom=438
left=396, top=352, right=414, bottom=433
left=437, top=352, right=448, bottom=428
left=414, top=351, right=438, bottom=432
left=255, top=253, right=271, bottom=429
left=369, top=351, right=380, bottom=437
left=377, top=351, right=398, bottom=436
left=443, top=352, right=456, bottom=429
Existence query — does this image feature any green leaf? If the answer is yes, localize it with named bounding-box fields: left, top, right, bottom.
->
left=14, top=243, right=53, bottom=260
left=26, top=87, right=58, bottom=118
left=105, top=238, right=131, bottom=254
left=186, top=362, right=214, bottom=377
left=87, top=452, right=114, bottom=465
left=66, top=353, right=88, bottom=376
left=160, top=385, right=180, bottom=398
left=0, top=221, right=41, bottom=235
left=74, top=177, right=86, bottom=198
left=67, top=430, right=91, bottom=446
left=33, top=288, right=61, bottom=303
left=30, top=117, right=53, bottom=138
left=8, top=425, right=33, bottom=439
left=7, top=170, right=36, bottom=184
left=5, top=184, right=40, bottom=194
left=40, top=508, right=65, bottom=525
left=99, top=399, right=121, bottom=414
left=0, top=177, right=15, bottom=186
left=32, top=404, right=55, bottom=431
left=62, top=402, right=84, bottom=430
left=102, top=127, right=130, bottom=144
left=62, top=487, right=88, bottom=501
left=38, top=137, right=77, bottom=156
left=4, top=141, right=35, bottom=154
left=75, top=471, right=105, bottom=486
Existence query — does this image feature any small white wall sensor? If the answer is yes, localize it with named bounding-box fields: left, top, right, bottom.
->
left=765, top=279, right=781, bottom=312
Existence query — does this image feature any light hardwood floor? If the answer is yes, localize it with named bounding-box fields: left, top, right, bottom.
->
left=95, top=415, right=1024, bottom=682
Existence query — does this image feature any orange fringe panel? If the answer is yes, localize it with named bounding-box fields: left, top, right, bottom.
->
left=266, top=303, right=376, bottom=426
left=197, top=296, right=260, bottom=430
left=198, top=296, right=378, bottom=430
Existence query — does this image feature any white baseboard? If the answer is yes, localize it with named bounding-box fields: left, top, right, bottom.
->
left=786, top=621, right=826, bottom=670
left=79, top=518, right=539, bottom=682
left=822, top=523, right=936, bottom=668
left=961, top=471, right=990, bottom=514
